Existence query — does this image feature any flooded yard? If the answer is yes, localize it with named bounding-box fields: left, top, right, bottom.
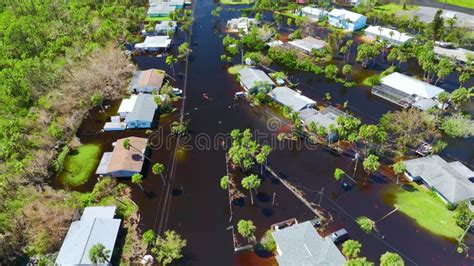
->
left=57, top=0, right=474, bottom=265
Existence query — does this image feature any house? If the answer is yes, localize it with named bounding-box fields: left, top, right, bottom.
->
left=125, top=94, right=158, bottom=129
left=434, top=46, right=473, bottom=64
left=227, top=17, right=258, bottom=33
left=404, top=155, right=474, bottom=205
left=268, top=86, right=316, bottom=111
left=147, top=3, right=176, bottom=18
left=150, top=0, right=185, bottom=9
left=96, top=137, right=148, bottom=177
left=135, top=36, right=172, bottom=52
left=287, top=37, right=328, bottom=54
left=372, top=72, right=445, bottom=110
left=364, top=25, right=413, bottom=45
left=118, top=95, right=138, bottom=118
left=55, top=206, right=121, bottom=265
left=238, top=67, right=275, bottom=92
left=328, top=9, right=366, bottom=31
left=299, top=105, right=345, bottom=141
left=129, top=69, right=165, bottom=93
left=103, top=116, right=126, bottom=131
left=154, top=20, right=177, bottom=35
left=272, top=221, right=346, bottom=266
left=300, top=6, right=328, bottom=21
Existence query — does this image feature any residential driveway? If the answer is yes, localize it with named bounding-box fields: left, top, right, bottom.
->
left=398, top=6, right=474, bottom=29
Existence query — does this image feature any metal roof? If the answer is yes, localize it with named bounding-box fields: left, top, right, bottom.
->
left=301, top=6, right=328, bottom=18
left=380, top=72, right=444, bottom=99
left=364, top=25, right=413, bottom=44
left=329, top=8, right=365, bottom=22
left=125, top=94, right=157, bottom=123
left=135, top=36, right=172, bottom=49
left=434, top=46, right=473, bottom=63
left=118, top=95, right=138, bottom=114
left=238, top=67, right=275, bottom=91
left=404, top=155, right=474, bottom=204
left=288, top=37, right=328, bottom=53
left=268, top=87, right=316, bottom=111
left=55, top=206, right=121, bottom=265
left=155, top=21, right=177, bottom=32
left=272, top=221, right=346, bottom=266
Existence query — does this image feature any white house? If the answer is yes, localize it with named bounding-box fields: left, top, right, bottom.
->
left=372, top=72, right=445, bottom=110
left=227, top=17, right=258, bottom=33
left=287, top=37, right=328, bottom=54
left=300, top=6, right=328, bottom=22
left=117, top=95, right=138, bottom=118
left=364, top=25, right=413, bottom=45
left=268, top=86, right=316, bottom=111
left=238, top=67, right=275, bottom=92
left=434, top=46, right=474, bottom=64
left=124, top=94, right=157, bottom=129
left=135, top=36, right=172, bottom=52
left=328, top=9, right=366, bottom=31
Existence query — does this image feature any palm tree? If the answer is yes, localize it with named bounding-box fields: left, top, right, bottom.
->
left=334, top=168, right=356, bottom=183
left=362, top=155, right=380, bottom=175
left=166, top=55, right=178, bottom=76
left=437, top=91, right=450, bottom=110
left=237, top=219, right=256, bottom=242
left=241, top=174, right=261, bottom=205
left=342, top=240, right=362, bottom=259
left=90, top=92, right=105, bottom=113
left=391, top=161, right=406, bottom=184
left=152, top=163, right=166, bottom=185
left=380, top=252, right=405, bottom=266
left=132, top=173, right=144, bottom=192
left=342, top=64, right=352, bottom=81
left=123, top=139, right=150, bottom=161
left=88, top=243, right=111, bottom=264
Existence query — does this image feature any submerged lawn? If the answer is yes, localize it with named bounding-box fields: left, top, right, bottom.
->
left=60, top=144, right=101, bottom=187
left=385, top=183, right=463, bottom=239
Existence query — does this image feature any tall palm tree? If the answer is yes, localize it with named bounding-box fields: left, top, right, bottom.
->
left=391, top=161, right=406, bottom=184
left=152, top=163, right=166, bottom=185
left=88, top=243, right=111, bottom=264
left=123, top=139, right=150, bottom=161
left=165, top=55, right=178, bottom=76
left=132, top=173, right=144, bottom=192
left=241, top=174, right=261, bottom=205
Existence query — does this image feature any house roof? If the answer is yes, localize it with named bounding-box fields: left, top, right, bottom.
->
left=381, top=72, right=445, bottom=99
left=365, top=25, right=413, bottom=43
left=412, top=98, right=438, bottom=111
left=288, top=37, right=328, bottom=53
left=135, top=36, right=172, bottom=49
left=301, top=6, right=327, bottom=18
left=118, top=95, right=138, bottom=114
left=55, top=206, right=121, bottom=265
left=147, top=3, right=176, bottom=15
left=227, top=17, right=258, bottom=29
left=404, top=155, right=474, bottom=204
left=272, top=221, right=346, bottom=266
left=125, top=94, right=157, bottom=123
left=238, top=67, right=275, bottom=90
left=155, top=20, right=177, bottom=32
left=137, top=69, right=165, bottom=89
left=105, top=137, right=148, bottom=174
left=269, top=87, right=316, bottom=111
left=329, top=8, right=365, bottom=22
left=299, top=106, right=344, bottom=129
left=434, top=46, right=473, bottom=63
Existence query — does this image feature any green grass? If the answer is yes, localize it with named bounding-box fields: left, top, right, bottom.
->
left=228, top=64, right=245, bottom=75
left=372, top=3, right=418, bottom=14
left=220, top=0, right=254, bottom=5
left=145, top=16, right=171, bottom=22
left=437, top=0, right=474, bottom=9
left=59, top=144, right=101, bottom=187
left=385, top=183, right=463, bottom=239
left=278, top=10, right=302, bottom=20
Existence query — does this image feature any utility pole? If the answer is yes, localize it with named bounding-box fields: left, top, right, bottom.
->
left=272, top=192, right=276, bottom=206
left=458, top=220, right=473, bottom=246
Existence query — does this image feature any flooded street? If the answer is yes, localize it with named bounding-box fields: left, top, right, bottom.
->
left=63, top=0, right=474, bottom=265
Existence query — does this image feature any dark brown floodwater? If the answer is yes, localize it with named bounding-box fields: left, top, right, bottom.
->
left=58, top=1, right=474, bottom=265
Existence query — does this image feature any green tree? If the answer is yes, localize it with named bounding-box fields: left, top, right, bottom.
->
left=90, top=92, right=105, bottom=112
left=345, top=257, right=374, bottom=266
left=459, top=72, right=470, bottom=87
left=178, top=42, right=192, bottom=59
left=152, top=162, right=166, bottom=185
left=132, top=173, right=144, bottom=191
left=324, top=64, right=339, bottom=80
left=260, top=229, right=276, bottom=252
left=241, top=174, right=261, bottom=205
left=437, top=91, right=450, bottom=110
left=342, top=239, right=362, bottom=259
left=450, top=87, right=473, bottom=109
left=220, top=175, right=230, bottom=190
left=123, top=138, right=151, bottom=161
left=434, top=58, right=453, bottom=85
left=88, top=243, right=111, bottom=264
left=454, top=201, right=474, bottom=229
left=342, top=64, right=352, bottom=81
left=391, top=161, right=406, bottom=184
left=380, top=252, right=404, bottom=266
left=356, top=216, right=376, bottom=233
left=166, top=55, right=178, bottom=76
left=334, top=168, right=346, bottom=181
left=171, top=120, right=189, bottom=135
left=440, top=113, right=474, bottom=138
left=431, top=9, right=444, bottom=41
left=211, top=6, right=222, bottom=17
left=142, top=229, right=156, bottom=247
left=152, top=230, right=187, bottom=266
left=237, top=219, right=256, bottom=242
left=362, top=155, right=380, bottom=174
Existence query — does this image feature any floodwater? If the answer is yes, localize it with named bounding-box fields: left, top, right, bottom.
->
left=58, top=1, right=474, bottom=265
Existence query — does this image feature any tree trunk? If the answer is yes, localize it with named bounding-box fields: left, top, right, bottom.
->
left=249, top=190, right=254, bottom=205
left=160, top=174, right=166, bottom=185
left=138, top=183, right=144, bottom=192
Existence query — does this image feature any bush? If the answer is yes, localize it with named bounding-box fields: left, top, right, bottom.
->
left=454, top=201, right=474, bottom=229
left=260, top=229, right=276, bottom=252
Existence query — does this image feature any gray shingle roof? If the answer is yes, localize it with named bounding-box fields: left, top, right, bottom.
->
left=269, top=87, right=316, bottom=111
left=125, top=94, right=157, bottom=123
left=272, top=221, right=346, bottom=266
left=404, top=155, right=474, bottom=204
left=55, top=206, right=121, bottom=265
left=238, top=67, right=275, bottom=91
left=299, top=106, right=344, bottom=129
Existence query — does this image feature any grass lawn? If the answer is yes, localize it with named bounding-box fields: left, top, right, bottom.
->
left=373, top=3, right=418, bottom=14
left=228, top=64, right=245, bottom=75
left=437, top=0, right=474, bottom=9
left=278, top=10, right=302, bottom=20
left=145, top=16, right=171, bottom=22
left=59, top=144, right=101, bottom=187
left=220, top=0, right=254, bottom=5
left=385, top=183, right=463, bottom=239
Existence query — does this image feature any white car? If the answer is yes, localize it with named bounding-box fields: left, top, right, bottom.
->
left=172, top=88, right=183, bottom=96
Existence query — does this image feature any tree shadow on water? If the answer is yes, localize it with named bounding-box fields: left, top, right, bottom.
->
left=253, top=243, right=274, bottom=259
left=256, top=192, right=271, bottom=203
left=261, top=208, right=274, bottom=217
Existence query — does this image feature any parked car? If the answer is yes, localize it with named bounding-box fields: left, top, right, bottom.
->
left=235, top=91, right=247, bottom=98
left=172, top=88, right=183, bottom=96
left=329, top=228, right=349, bottom=243
left=309, top=218, right=321, bottom=227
